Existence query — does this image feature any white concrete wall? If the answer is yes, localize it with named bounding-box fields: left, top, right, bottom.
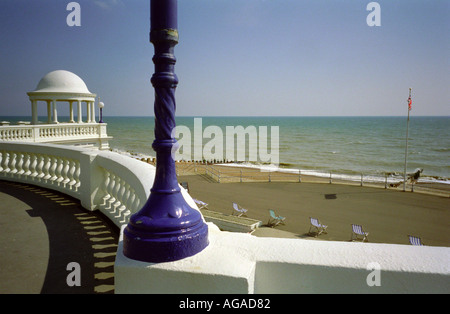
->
left=115, top=223, right=450, bottom=294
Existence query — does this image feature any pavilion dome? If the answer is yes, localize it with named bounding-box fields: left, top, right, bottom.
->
left=31, top=70, right=93, bottom=94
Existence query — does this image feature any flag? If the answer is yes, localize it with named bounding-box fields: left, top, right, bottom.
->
left=408, top=96, right=412, bottom=111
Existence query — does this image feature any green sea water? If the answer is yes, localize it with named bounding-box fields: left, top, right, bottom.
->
left=104, top=116, right=449, bottom=180
left=2, top=116, right=449, bottom=180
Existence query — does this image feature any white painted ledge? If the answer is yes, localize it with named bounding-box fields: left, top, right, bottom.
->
left=115, top=223, right=256, bottom=294
left=115, top=223, right=450, bottom=294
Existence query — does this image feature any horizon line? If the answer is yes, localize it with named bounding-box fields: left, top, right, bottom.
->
left=1, top=114, right=449, bottom=119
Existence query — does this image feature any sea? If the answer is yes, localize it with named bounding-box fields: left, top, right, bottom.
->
left=107, top=116, right=449, bottom=182
left=2, top=116, right=449, bottom=183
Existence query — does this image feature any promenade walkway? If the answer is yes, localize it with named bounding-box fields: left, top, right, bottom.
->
left=0, top=180, right=119, bottom=294
left=179, top=174, right=450, bottom=247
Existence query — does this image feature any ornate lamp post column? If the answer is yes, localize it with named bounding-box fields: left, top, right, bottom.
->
left=123, top=0, right=209, bottom=263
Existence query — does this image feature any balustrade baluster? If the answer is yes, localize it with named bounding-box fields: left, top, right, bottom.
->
left=42, top=155, right=52, bottom=181
left=106, top=172, right=117, bottom=208
left=127, top=190, right=137, bottom=212
left=132, top=193, right=141, bottom=214
left=8, top=152, right=17, bottom=177
left=117, top=180, right=128, bottom=213
left=55, top=157, right=64, bottom=185
left=61, top=158, right=70, bottom=187
left=2, top=151, right=10, bottom=175
left=28, top=153, right=37, bottom=179
left=101, top=170, right=112, bottom=205
left=67, top=159, right=76, bottom=189
left=48, top=156, right=57, bottom=183
left=74, top=161, right=81, bottom=191
left=35, top=154, right=44, bottom=181
left=112, top=175, right=123, bottom=211
left=23, top=153, right=31, bottom=177
left=0, top=151, right=4, bottom=173
left=123, top=186, right=132, bottom=212
left=17, top=152, right=27, bottom=177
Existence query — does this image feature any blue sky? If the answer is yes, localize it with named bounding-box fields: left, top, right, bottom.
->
left=0, top=0, right=448, bottom=117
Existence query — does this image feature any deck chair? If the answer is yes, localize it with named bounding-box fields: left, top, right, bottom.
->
left=180, top=182, right=189, bottom=193
left=351, top=224, right=369, bottom=242
left=232, top=202, right=248, bottom=217
left=309, top=217, right=328, bottom=237
left=408, top=235, right=424, bottom=246
left=267, top=209, right=285, bottom=227
left=193, top=199, right=208, bottom=210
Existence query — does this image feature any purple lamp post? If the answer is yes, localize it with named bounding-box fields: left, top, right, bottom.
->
left=122, top=0, right=209, bottom=263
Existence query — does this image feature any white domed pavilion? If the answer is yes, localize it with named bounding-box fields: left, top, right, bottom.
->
left=0, top=70, right=111, bottom=150
left=27, top=70, right=97, bottom=124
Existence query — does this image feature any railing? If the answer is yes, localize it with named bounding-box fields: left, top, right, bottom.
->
left=0, top=123, right=110, bottom=149
left=0, top=144, right=82, bottom=199
left=38, top=124, right=99, bottom=139
left=0, top=142, right=154, bottom=227
left=174, top=162, right=449, bottom=197
left=94, top=151, right=154, bottom=226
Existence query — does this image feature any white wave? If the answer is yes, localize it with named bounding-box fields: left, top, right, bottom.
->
left=111, top=148, right=155, bottom=161
left=215, top=162, right=450, bottom=185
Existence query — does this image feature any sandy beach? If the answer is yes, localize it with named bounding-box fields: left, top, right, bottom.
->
left=178, top=172, right=450, bottom=247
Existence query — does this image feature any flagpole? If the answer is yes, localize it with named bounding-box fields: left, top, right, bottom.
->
left=403, top=88, right=412, bottom=191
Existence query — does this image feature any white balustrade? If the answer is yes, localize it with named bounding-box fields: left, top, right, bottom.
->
left=0, top=142, right=155, bottom=228
left=0, top=123, right=110, bottom=150
left=0, top=148, right=81, bottom=199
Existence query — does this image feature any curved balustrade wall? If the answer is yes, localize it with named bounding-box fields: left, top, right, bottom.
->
left=0, top=123, right=111, bottom=150
left=0, top=142, right=155, bottom=228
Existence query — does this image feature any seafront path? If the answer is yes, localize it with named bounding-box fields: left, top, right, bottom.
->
left=0, top=180, right=118, bottom=294
left=179, top=173, right=450, bottom=247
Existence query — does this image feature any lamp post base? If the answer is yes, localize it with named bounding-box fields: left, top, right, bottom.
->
left=123, top=191, right=209, bottom=263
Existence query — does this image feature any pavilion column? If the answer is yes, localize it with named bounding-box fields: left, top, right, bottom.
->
left=77, top=100, right=82, bottom=123
left=46, top=100, right=51, bottom=124
left=86, top=102, right=91, bottom=122
left=69, top=101, right=75, bottom=123
left=52, top=100, right=58, bottom=124
left=123, top=0, right=209, bottom=263
left=91, top=101, right=96, bottom=123
left=31, top=100, right=38, bottom=125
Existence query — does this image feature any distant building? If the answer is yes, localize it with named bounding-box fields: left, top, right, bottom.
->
left=0, top=70, right=111, bottom=150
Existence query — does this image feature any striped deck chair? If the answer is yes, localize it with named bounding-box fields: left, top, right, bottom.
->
left=309, top=217, right=328, bottom=237
left=193, top=199, right=208, bottom=210
left=408, top=235, right=424, bottom=246
left=267, top=209, right=285, bottom=227
left=351, top=224, right=369, bottom=242
left=232, top=202, right=248, bottom=217
left=180, top=182, right=189, bottom=193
